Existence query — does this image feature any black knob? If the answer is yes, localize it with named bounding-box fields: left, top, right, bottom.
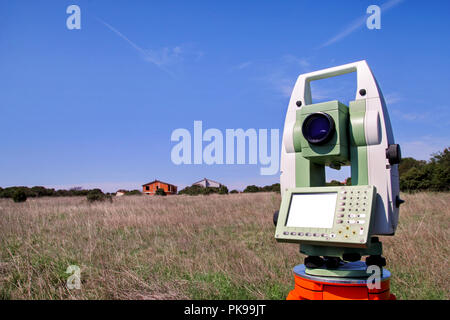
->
left=386, top=144, right=401, bottom=165
left=273, top=210, right=279, bottom=226
left=343, top=253, right=361, bottom=262
left=359, top=89, right=367, bottom=96
left=366, top=255, right=386, bottom=268
left=396, top=195, right=405, bottom=208
left=304, top=256, right=325, bottom=268
left=324, top=256, right=342, bottom=269
left=296, top=100, right=302, bottom=107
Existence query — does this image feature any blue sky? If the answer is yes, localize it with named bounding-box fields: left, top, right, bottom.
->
left=1, top=0, right=449, bottom=192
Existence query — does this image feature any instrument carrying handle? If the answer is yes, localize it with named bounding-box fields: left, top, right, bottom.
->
left=296, top=60, right=379, bottom=104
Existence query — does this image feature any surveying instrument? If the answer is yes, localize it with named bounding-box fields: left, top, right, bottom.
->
left=274, top=61, right=403, bottom=300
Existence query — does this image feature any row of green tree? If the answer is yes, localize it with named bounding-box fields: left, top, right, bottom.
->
left=2, top=147, right=448, bottom=202
left=0, top=186, right=146, bottom=198
left=0, top=186, right=144, bottom=203
left=240, top=147, right=449, bottom=193
left=177, top=183, right=282, bottom=196
left=117, top=189, right=143, bottom=196
left=0, top=186, right=94, bottom=199
left=178, top=185, right=229, bottom=195
left=323, top=147, right=449, bottom=192
left=242, top=183, right=280, bottom=193
left=398, top=147, right=449, bottom=192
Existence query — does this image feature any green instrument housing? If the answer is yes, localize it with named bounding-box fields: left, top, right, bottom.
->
left=294, top=100, right=350, bottom=167
left=277, top=99, right=382, bottom=259
left=276, top=61, right=400, bottom=278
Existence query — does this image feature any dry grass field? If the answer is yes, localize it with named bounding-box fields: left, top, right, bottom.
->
left=0, top=192, right=448, bottom=300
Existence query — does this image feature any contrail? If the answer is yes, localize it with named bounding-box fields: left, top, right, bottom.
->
left=96, top=17, right=175, bottom=77
left=318, top=0, right=405, bottom=49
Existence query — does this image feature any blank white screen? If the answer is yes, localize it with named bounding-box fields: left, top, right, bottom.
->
left=286, top=193, right=337, bottom=229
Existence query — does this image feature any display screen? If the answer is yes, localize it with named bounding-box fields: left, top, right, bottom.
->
left=285, top=192, right=337, bottom=229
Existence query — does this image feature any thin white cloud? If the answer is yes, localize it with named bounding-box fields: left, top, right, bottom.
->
left=260, top=55, right=358, bottom=102
left=400, top=136, right=449, bottom=160
left=318, top=0, right=405, bottom=48
left=258, top=56, right=312, bottom=97
left=310, top=86, right=340, bottom=101
left=282, top=54, right=311, bottom=69
left=144, top=46, right=183, bottom=67
left=400, top=112, right=425, bottom=121
left=391, top=104, right=450, bottom=125
left=385, top=92, right=403, bottom=105
left=232, top=61, right=253, bottom=71
left=261, top=71, right=296, bottom=97
left=97, top=18, right=177, bottom=77
left=145, top=45, right=204, bottom=66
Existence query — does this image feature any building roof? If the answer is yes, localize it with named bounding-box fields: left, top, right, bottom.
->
left=192, top=178, right=222, bottom=186
left=142, top=180, right=177, bottom=187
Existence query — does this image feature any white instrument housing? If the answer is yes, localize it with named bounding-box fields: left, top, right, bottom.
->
left=280, top=60, right=400, bottom=235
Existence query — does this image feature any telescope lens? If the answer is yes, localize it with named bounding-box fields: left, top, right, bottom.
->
left=302, top=112, right=335, bottom=144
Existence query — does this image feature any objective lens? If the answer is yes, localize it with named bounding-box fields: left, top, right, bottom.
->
left=302, top=112, right=335, bottom=144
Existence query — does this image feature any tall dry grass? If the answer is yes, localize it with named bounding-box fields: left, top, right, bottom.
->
left=0, top=192, right=448, bottom=299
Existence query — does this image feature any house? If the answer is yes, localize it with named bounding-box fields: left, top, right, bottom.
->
left=192, top=178, right=223, bottom=188
left=142, top=180, right=177, bottom=195
left=115, top=190, right=127, bottom=197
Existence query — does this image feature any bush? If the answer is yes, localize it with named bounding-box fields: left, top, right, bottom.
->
left=243, top=185, right=260, bottom=193
left=1, top=187, right=33, bottom=198
left=125, top=190, right=142, bottom=196
left=202, top=187, right=217, bottom=195
left=31, top=186, right=55, bottom=197
left=178, top=185, right=229, bottom=196
left=243, top=183, right=280, bottom=193
left=269, top=183, right=280, bottom=193
left=398, top=157, right=426, bottom=176
left=12, top=190, right=27, bottom=203
left=218, top=185, right=229, bottom=194
left=155, top=188, right=167, bottom=196
left=400, top=147, right=450, bottom=192
left=178, top=185, right=211, bottom=195
left=230, top=190, right=239, bottom=194
left=326, top=180, right=345, bottom=186
left=86, top=189, right=111, bottom=202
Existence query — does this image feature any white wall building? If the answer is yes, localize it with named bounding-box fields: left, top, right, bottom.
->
left=192, top=178, right=223, bottom=188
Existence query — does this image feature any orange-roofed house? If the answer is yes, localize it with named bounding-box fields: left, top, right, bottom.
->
left=142, top=180, right=178, bottom=195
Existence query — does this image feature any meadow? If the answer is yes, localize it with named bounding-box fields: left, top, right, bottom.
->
left=0, top=192, right=448, bottom=300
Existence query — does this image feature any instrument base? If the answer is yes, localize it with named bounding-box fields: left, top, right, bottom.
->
left=287, top=263, right=396, bottom=300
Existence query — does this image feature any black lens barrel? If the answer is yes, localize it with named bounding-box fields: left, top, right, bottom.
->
left=302, top=112, right=335, bottom=145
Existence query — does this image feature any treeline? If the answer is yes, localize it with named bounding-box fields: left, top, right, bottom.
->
left=0, top=186, right=122, bottom=198
left=322, top=147, right=450, bottom=192
left=0, top=186, right=114, bottom=203
left=326, top=179, right=350, bottom=186
left=0, top=186, right=144, bottom=199
left=236, top=147, right=449, bottom=193
left=399, top=147, right=449, bottom=192
left=2, top=148, right=448, bottom=202
left=117, top=189, right=142, bottom=196
left=242, top=183, right=280, bottom=193
left=0, top=186, right=143, bottom=203
left=178, top=185, right=229, bottom=195
left=0, top=186, right=100, bottom=198
left=178, top=183, right=281, bottom=195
